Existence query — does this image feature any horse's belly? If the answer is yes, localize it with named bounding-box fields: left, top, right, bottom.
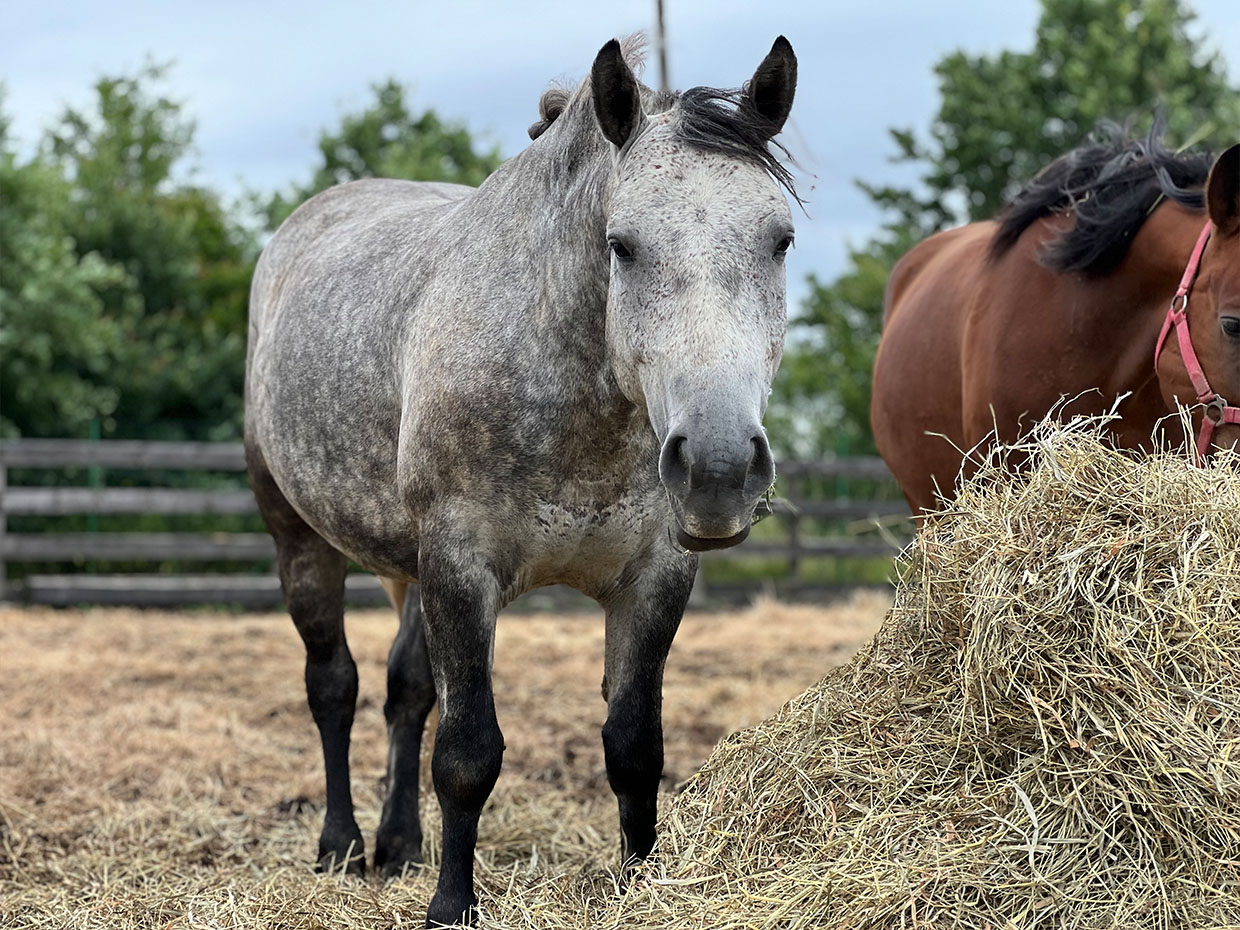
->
left=256, top=414, right=421, bottom=579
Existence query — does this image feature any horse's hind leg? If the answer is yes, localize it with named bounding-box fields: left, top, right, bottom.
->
left=374, top=584, right=437, bottom=877
left=248, top=454, right=363, bottom=874
left=601, top=552, right=697, bottom=864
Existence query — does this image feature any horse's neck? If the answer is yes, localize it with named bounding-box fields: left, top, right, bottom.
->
left=1070, top=203, right=1207, bottom=335
left=1072, top=203, right=1208, bottom=402
left=458, top=109, right=643, bottom=436
left=1125, top=203, right=1210, bottom=302
left=503, top=113, right=619, bottom=383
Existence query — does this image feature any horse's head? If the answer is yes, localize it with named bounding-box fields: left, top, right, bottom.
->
left=1156, top=143, right=1240, bottom=453
left=590, top=37, right=797, bottom=551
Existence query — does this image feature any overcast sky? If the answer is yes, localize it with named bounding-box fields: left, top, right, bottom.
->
left=4, top=0, right=1238, bottom=296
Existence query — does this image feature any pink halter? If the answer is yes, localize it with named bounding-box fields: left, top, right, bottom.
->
left=1153, top=222, right=1240, bottom=461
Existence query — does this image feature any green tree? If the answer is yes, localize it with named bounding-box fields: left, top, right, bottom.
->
left=773, top=0, right=1240, bottom=458
left=263, top=79, right=502, bottom=229
left=42, top=65, right=258, bottom=440
left=0, top=101, right=131, bottom=438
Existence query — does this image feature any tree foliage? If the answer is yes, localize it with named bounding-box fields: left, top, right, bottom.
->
left=263, top=80, right=502, bottom=229
left=3, top=70, right=501, bottom=441
left=40, top=66, right=258, bottom=440
left=772, top=0, right=1240, bottom=458
left=0, top=104, right=129, bottom=438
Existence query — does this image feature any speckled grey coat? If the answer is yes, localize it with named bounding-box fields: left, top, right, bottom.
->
left=244, top=36, right=797, bottom=927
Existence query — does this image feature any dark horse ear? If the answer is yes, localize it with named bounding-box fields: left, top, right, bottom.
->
left=1207, top=143, right=1240, bottom=238
left=592, top=39, right=642, bottom=148
left=743, top=36, right=797, bottom=137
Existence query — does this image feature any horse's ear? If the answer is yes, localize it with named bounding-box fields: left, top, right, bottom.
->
left=744, top=36, right=797, bottom=137
left=592, top=39, right=642, bottom=149
left=1207, top=143, right=1240, bottom=238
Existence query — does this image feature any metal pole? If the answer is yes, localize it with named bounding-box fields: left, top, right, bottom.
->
left=656, top=0, right=669, bottom=93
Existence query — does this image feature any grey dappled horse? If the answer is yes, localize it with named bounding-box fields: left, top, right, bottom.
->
left=245, top=36, right=797, bottom=927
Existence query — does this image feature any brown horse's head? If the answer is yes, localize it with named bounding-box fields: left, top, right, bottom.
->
left=1155, top=143, right=1240, bottom=453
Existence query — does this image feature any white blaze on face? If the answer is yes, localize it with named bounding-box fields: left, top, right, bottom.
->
left=604, top=115, right=793, bottom=443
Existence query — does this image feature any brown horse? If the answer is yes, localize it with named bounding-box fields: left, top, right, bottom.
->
left=872, top=128, right=1240, bottom=515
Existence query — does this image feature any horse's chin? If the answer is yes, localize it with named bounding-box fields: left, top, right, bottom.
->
left=674, top=523, right=751, bottom=552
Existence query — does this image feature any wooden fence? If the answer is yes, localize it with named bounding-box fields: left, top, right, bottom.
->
left=0, top=439, right=912, bottom=607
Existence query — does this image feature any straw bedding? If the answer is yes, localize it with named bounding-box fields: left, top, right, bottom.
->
left=4, top=420, right=1237, bottom=929
left=518, top=420, right=1238, bottom=930
left=0, top=596, right=884, bottom=928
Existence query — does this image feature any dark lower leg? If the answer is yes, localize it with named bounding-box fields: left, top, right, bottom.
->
left=375, top=589, right=437, bottom=876
left=603, top=689, right=664, bottom=862
left=601, top=557, right=694, bottom=865
left=250, top=453, right=361, bottom=873
left=418, top=551, right=503, bottom=928
left=305, top=644, right=364, bottom=872
left=426, top=703, right=503, bottom=927
left=281, top=543, right=361, bottom=874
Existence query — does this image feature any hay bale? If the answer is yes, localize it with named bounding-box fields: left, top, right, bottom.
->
left=498, top=420, right=1240, bottom=929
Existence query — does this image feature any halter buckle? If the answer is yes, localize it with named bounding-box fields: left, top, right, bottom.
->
left=1205, top=396, right=1230, bottom=426
left=1171, top=293, right=1189, bottom=314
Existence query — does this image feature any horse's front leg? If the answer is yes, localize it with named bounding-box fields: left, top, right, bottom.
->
left=601, top=551, right=697, bottom=864
left=419, top=545, right=504, bottom=928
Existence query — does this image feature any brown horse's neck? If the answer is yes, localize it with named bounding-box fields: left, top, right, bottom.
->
left=1116, top=201, right=1209, bottom=308
left=1071, top=202, right=1207, bottom=398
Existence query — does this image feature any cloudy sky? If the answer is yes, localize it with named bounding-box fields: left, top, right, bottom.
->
left=4, top=0, right=1238, bottom=295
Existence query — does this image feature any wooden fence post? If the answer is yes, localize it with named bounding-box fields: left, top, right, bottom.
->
left=0, top=454, right=7, bottom=602
left=786, top=473, right=802, bottom=586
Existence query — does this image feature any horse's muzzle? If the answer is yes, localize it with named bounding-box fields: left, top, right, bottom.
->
left=659, top=426, right=774, bottom=551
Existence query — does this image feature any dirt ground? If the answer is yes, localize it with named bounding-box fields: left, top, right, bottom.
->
left=0, top=592, right=889, bottom=929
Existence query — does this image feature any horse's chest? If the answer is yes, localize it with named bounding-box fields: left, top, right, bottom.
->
left=520, top=490, right=664, bottom=591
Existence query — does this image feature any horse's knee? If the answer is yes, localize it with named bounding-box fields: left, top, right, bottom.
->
left=432, top=712, right=504, bottom=813
left=602, top=712, right=662, bottom=797
left=304, top=650, right=357, bottom=723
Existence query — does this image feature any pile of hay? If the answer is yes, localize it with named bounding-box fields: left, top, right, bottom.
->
left=498, top=421, right=1240, bottom=928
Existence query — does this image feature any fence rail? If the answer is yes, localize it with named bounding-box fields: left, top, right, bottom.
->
left=0, top=439, right=912, bottom=607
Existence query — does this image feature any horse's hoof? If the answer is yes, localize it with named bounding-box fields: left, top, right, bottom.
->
left=374, top=838, right=424, bottom=879
left=426, top=889, right=478, bottom=928
left=316, top=833, right=366, bottom=877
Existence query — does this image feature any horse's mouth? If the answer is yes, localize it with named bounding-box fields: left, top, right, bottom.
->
left=674, top=523, right=752, bottom=552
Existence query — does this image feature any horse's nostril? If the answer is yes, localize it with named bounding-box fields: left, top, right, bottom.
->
left=659, top=434, right=691, bottom=490
left=748, top=435, right=774, bottom=489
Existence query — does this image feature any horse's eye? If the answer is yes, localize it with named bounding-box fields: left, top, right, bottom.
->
left=774, top=235, right=794, bottom=258
left=1222, top=316, right=1240, bottom=339
left=608, top=237, right=634, bottom=261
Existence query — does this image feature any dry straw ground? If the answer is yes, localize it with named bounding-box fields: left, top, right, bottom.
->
left=0, top=590, right=886, bottom=929
left=5, top=420, right=1238, bottom=929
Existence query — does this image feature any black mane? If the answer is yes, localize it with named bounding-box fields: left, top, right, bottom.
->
left=673, top=85, right=801, bottom=206
left=990, top=122, right=1212, bottom=274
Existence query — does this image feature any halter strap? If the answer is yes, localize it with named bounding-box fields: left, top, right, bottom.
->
left=1153, top=222, right=1240, bottom=460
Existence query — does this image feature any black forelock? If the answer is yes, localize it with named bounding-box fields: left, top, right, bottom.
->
left=670, top=85, right=802, bottom=206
